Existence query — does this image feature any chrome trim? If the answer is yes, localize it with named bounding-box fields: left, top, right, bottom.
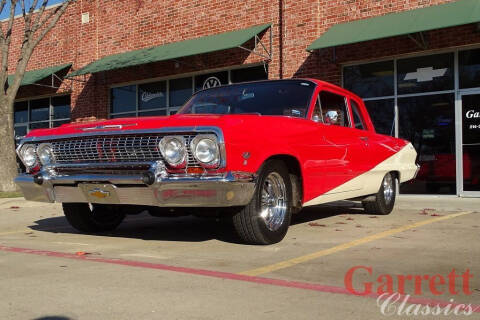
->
left=413, top=163, right=421, bottom=180
left=16, top=126, right=227, bottom=169
left=190, top=134, right=221, bottom=168
left=14, top=171, right=256, bottom=207
left=159, top=135, right=187, bottom=167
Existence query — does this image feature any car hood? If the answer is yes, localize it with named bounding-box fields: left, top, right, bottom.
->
left=23, top=114, right=314, bottom=141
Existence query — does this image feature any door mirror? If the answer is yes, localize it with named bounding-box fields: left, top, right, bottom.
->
left=324, top=110, right=339, bottom=125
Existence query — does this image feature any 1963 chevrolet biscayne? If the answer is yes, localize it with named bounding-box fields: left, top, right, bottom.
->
left=15, top=79, right=419, bottom=244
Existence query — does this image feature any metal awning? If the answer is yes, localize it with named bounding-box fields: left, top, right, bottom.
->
left=8, top=63, right=72, bottom=87
left=68, top=23, right=272, bottom=77
left=307, top=0, right=480, bottom=51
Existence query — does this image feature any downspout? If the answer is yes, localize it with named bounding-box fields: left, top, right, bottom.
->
left=278, top=0, right=284, bottom=79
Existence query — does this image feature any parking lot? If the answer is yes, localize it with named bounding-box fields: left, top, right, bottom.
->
left=0, top=196, right=479, bottom=319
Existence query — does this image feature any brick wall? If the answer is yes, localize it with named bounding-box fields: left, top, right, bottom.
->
left=5, top=0, right=480, bottom=120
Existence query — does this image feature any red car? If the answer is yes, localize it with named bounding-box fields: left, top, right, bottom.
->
left=15, top=79, right=419, bottom=244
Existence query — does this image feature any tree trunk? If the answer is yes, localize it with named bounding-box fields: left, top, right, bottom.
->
left=0, top=95, right=20, bottom=192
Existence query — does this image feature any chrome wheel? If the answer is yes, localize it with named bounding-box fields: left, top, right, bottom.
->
left=260, top=172, right=287, bottom=232
left=383, top=174, right=394, bottom=204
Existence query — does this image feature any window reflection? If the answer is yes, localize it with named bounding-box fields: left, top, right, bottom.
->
left=343, top=61, right=394, bottom=98
left=30, top=98, right=50, bottom=122
left=459, top=48, right=480, bottom=89
left=111, top=85, right=136, bottom=114
left=364, top=99, right=395, bottom=136
left=397, top=53, right=454, bottom=95
left=398, top=94, right=456, bottom=194
left=170, top=77, right=192, bottom=108
left=138, top=81, right=166, bottom=110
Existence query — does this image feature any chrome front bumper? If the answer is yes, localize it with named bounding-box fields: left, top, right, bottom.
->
left=14, top=172, right=256, bottom=207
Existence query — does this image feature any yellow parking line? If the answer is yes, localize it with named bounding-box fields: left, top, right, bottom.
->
left=239, top=211, right=472, bottom=277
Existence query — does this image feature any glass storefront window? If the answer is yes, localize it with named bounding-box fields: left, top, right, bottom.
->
left=111, top=85, right=136, bottom=114
left=110, top=65, right=269, bottom=118
left=138, top=81, right=166, bottom=111
left=30, top=98, right=49, bottom=122
left=14, top=101, right=28, bottom=124
left=231, top=65, right=268, bottom=83
left=52, top=96, right=71, bottom=120
left=138, top=109, right=168, bottom=117
left=343, top=51, right=467, bottom=195
left=364, top=99, right=395, bottom=136
left=343, top=61, right=394, bottom=98
left=170, top=77, right=193, bottom=108
left=195, top=71, right=228, bottom=92
left=397, top=53, right=454, bottom=95
left=398, top=94, right=456, bottom=194
left=459, top=48, right=480, bottom=89
left=14, top=96, right=71, bottom=139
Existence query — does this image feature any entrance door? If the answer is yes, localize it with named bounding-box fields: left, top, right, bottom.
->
left=460, top=93, right=480, bottom=196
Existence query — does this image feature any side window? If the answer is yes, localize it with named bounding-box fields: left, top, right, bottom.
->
left=319, top=91, right=350, bottom=127
left=350, top=99, right=366, bottom=130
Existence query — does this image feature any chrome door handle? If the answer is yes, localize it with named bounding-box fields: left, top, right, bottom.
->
left=360, top=136, right=369, bottom=141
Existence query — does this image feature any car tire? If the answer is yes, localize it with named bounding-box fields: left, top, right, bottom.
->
left=232, top=160, right=293, bottom=245
left=362, top=172, right=396, bottom=215
left=62, top=203, right=126, bottom=232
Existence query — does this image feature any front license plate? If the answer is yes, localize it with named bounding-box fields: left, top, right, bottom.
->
left=79, top=183, right=120, bottom=204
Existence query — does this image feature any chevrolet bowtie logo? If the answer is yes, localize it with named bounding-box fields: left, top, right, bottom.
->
left=404, top=67, right=447, bottom=82
left=88, top=188, right=110, bottom=199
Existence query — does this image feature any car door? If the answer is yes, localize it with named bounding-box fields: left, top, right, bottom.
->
left=314, top=89, right=367, bottom=194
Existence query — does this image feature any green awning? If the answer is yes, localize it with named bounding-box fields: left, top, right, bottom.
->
left=307, top=0, right=480, bottom=51
left=8, top=63, right=72, bottom=86
left=68, top=23, right=271, bottom=77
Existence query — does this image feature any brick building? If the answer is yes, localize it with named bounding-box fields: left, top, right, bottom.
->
left=8, top=0, right=480, bottom=196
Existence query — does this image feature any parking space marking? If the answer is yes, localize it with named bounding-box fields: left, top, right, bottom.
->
left=239, top=211, right=472, bottom=276
left=0, top=245, right=480, bottom=313
left=0, top=243, right=478, bottom=313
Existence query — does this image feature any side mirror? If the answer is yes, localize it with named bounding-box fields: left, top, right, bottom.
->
left=324, top=110, right=339, bottom=125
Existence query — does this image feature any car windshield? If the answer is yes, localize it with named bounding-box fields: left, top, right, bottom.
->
left=178, top=80, right=315, bottom=118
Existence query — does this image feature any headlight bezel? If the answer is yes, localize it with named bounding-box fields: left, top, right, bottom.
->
left=190, top=134, right=220, bottom=169
left=159, top=135, right=187, bottom=168
left=19, top=144, right=38, bottom=169
left=36, top=143, right=55, bottom=166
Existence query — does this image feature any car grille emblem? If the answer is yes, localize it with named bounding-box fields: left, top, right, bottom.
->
left=88, top=188, right=110, bottom=199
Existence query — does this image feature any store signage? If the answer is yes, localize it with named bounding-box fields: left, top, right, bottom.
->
left=141, top=91, right=164, bottom=102
left=203, top=76, right=222, bottom=89
left=465, top=110, right=480, bottom=119
left=404, top=67, right=447, bottom=82
left=462, top=98, right=480, bottom=144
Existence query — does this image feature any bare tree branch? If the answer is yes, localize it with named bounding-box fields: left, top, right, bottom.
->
left=20, top=0, right=25, bottom=17
left=0, top=0, right=7, bottom=40
left=0, top=0, right=19, bottom=93
left=24, top=0, right=39, bottom=31
left=30, top=0, right=48, bottom=33
left=7, top=0, right=74, bottom=97
left=31, top=2, right=62, bottom=34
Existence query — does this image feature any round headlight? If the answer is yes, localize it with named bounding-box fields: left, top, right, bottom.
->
left=191, top=135, right=220, bottom=167
left=21, top=144, right=37, bottom=168
left=37, top=143, right=55, bottom=166
left=159, top=136, right=187, bottom=167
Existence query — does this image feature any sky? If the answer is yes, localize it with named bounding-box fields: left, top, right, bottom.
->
left=0, top=0, right=66, bottom=20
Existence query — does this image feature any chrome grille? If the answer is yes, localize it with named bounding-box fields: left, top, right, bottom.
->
left=48, top=134, right=199, bottom=166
